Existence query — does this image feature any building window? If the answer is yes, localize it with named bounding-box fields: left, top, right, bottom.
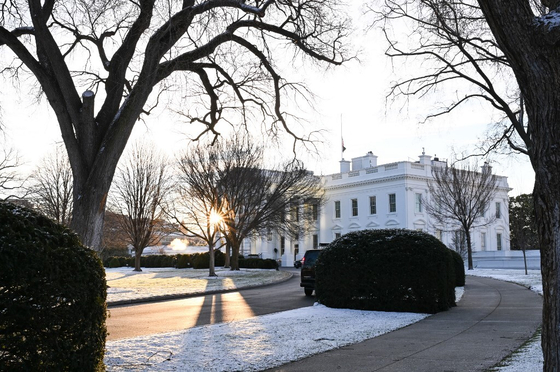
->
left=312, top=204, right=318, bottom=221
left=335, top=201, right=341, bottom=218
left=496, top=202, right=501, bottom=219
left=280, top=237, right=285, bottom=255
left=497, top=233, right=502, bottom=251
left=415, top=193, right=423, bottom=213
left=313, top=234, right=318, bottom=249
left=267, top=229, right=272, bottom=241
left=389, top=193, right=396, bottom=213
left=335, top=232, right=341, bottom=240
left=370, top=196, right=377, bottom=215
left=481, top=232, right=486, bottom=251
left=435, top=229, right=442, bottom=241
left=291, top=206, right=297, bottom=222
left=351, top=198, right=358, bottom=217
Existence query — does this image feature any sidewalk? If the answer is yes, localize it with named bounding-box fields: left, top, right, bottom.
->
left=267, top=276, right=542, bottom=372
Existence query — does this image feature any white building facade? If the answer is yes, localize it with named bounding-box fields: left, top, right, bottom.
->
left=243, top=152, right=511, bottom=267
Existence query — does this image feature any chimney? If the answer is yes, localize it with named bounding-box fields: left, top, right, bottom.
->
left=418, top=148, right=432, bottom=165
left=340, top=159, right=350, bottom=173
left=481, top=162, right=492, bottom=174
left=351, top=151, right=378, bottom=171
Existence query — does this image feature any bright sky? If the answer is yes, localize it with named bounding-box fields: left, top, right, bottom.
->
left=0, top=4, right=534, bottom=197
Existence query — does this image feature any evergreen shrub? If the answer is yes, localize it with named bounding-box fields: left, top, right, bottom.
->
left=108, top=256, right=122, bottom=268
left=191, top=250, right=225, bottom=269
left=176, top=254, right=192, bottom=268
left=449, top=249, right=466, bottom=287
left=315, top=229, right=456, bottom=314
left=100, top=246, right=129, bottom=261
left=0, top=202, right=107, bottom=371
left=239, top=258, right=279, bottom=269
left=141, top=254, right=176, bottom=268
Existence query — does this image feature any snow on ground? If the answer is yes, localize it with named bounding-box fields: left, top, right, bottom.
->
left=104, top=267, right=542, bottom=371
left=105, top=303, right=429, bottom=371
left=106, top=267, right=291, bottom=304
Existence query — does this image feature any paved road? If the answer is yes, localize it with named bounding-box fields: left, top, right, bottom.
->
left=107, top=269, right=313, bottom=340
left=267, top=276, right=543, bottom=372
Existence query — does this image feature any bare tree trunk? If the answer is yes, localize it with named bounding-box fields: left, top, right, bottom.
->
left=208, top=243, right=217, bottom=277
left=535, top=172, right=560, bottom=371
left=224, top=241, right=231, bottom=268
left=523, top=247, right=528, bottom=275
left=465, top=228, right=474, bottom=270
left=230, top=239, right=241, bottom=271
left=134, top=248, right=142, bottom=272
left=70, top=182, right=110, bottom=252
left=474, top=3, right=560, bottom=367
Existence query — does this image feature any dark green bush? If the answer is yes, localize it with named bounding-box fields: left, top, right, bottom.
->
left=191, top=250, right=225, bottom=269
left=315, top=229, right=456, bottom=314
left=108, top=256, right=122, bottom=268
left=449, top=249, right=466, bottom=287
left=176, top=254, right=192, bottom=268
left=102, top=251, right=228, bottom=270
left=120, top=256, right=131, bottom=267
left=100, top=246, right=129, bottom=262
left=141, top=254, right=176, bottom=268
left=239, top=258, right=279, bottom=269
left=0, top=202, right=107, bottom=371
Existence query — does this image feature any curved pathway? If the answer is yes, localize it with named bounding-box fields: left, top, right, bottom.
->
left=268, top=276, right=542, bottom=372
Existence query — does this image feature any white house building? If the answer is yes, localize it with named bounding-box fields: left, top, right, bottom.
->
left=242, top=151, right=511, bottom=267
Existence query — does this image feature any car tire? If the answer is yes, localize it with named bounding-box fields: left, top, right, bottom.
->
left=304, top=288, right=313, bottom=296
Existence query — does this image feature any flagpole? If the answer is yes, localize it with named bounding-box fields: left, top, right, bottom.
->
left=341, top=114, right=345, bottom=160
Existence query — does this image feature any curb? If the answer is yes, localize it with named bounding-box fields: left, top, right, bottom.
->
left=107, top=271, right=295, bottom=308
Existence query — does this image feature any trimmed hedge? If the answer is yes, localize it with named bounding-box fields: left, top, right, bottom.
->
left=0, top=202, right=107, bottom=371
left=315, top=229, right=456, bottom=314
left=191, top=251, right=226, bottom=269
left=176, top=254, right=192, bottom=268
left=103, top=252, right=279, bottom=270
left=239, top=258, right=279, bottom=269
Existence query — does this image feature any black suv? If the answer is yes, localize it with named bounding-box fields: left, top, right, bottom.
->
left=300, top=249, right=321, bottom=296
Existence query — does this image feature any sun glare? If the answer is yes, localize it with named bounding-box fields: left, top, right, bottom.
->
left=209, top=210, right=223, bottom=226
left=169, top=238, right=188, bottom=251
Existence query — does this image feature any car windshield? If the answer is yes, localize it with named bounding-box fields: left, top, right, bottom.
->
left=303, top=251, right=319, bottom=267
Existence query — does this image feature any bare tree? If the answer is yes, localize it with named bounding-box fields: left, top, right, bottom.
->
left=0, top=1, right=351, bottom=251
left=219, top=158, right=324, bottom=271
left=375, top=1, right=560, bottom=367
left=373, top=0, right=528, bottom=155
left=110, top=143, right=171, bottom=272
left=451, top=228, right=468, bottom=260
left=425, top=162, right=498, bottom=270
left=0, top=144, right=25, bottom=200
left=28, top=146, right=73, bottom=225
left=173, top=144, right=225, bottom=277
left=173, top=135, right=324, bottom=272
left=101, top=209, right=130, bottom=258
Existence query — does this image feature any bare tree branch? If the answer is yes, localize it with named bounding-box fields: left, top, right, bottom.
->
left=424, top=160, right=499, bottom=269
left=110, top=142, right=171, bottom=271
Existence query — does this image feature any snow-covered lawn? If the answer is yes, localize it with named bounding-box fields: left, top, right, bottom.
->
left=104, top=267, right=543, bottom=371
left=105, top=303, right=430, bottom=371
left=106, top=267, right=291, bottom=304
